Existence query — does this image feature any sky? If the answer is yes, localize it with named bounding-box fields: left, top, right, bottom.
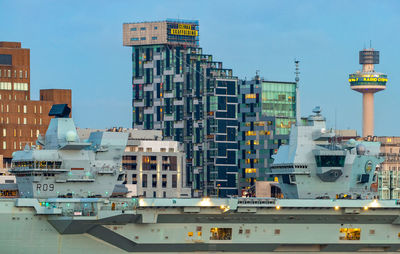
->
left=1, top=0, right=400, bottom=136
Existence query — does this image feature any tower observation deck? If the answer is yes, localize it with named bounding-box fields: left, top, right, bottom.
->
left=349, top=48, right=387, bottom=137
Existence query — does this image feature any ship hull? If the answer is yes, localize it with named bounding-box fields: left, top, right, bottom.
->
left=2, top=198, right=400, bottom=253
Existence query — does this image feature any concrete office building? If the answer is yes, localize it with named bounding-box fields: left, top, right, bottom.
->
left=77, top=128, right=190, bottom=198
left=349, top=48, right=387, bottom=137
left=0, top=42, right=71, bottom=165
left=123, top=19, right=238, bottom=197
left=123, top=139, right=190, bottom=198
left=238, top=76, right=296, bottom=195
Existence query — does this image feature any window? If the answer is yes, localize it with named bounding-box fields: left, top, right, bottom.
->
left=3, top=141, right=6, bottom=149
left=23, top=118, right=27, bottom=124
left=154, top=26, right=158, bottom=30
left=152, top=36, right=157, bottom=40
left=339, top=228, right=361, bottom=240
left=130, top=37, right=139, bottom=41
left=3, top=128, right=6, bottom=137
left=172, top=174, right=177, bottom=188
left=162, top=174, right=167, bottom=188
left=23, top=105, right=27, bottom=113
left=210, top=228, right=232, bottom=240
left=152, top=174, right=157, bottom=188
left=130, top=27, right=137, bottom=31
left=140, top=37, right=146, bottom=40
left=142, top=174, right=147, bottom=188
left=13, top=83, right=28, bottom=91
left=132, top=174, right=137, bottom=184
left=19, top=70, right=22, bottom=78
left=13, top=70, right=16, bottom=78
left=7, top=70, right=11, bottom=78
left=0, top=82, right=12, bottom=90
left=315, top=155, right=346, bottom=167
left=140, top=27, right=146, bottom=30
left=25, top=71, right=27, bottom=79
left=40, top=106, right=42, bottom=114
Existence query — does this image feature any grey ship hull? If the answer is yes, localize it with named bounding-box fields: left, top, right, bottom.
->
left=2, top=198, right=400, bottom=253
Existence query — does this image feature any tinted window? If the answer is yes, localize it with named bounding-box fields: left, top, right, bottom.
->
left=0, top=54, right=12, bottom=65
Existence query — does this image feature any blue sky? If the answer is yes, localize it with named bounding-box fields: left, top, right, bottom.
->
left=1, top=0, right=400, bottom=136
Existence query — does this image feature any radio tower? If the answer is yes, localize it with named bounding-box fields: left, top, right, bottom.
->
left=349, top=48, right=387, bottom=137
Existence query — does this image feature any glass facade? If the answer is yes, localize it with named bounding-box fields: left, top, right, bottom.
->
left=238, top=78, right=296, bottom=196
left=261, top=81, right=296, bottom=135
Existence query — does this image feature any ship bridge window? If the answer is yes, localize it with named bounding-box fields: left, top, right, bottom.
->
left=12, top=161, right=34, bottom=169
left=210, top=228, right=232, bottom=240
left=35, top=161, right=62, bottom=169
left=315, top=155, right=345, bottom=167
left=339, top=228, right=361, bottom=240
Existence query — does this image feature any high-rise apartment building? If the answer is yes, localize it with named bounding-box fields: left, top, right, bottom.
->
left=0, top=42, right=71, bottom=165
left=238, top=76, right=296, bottom=194
left=123, top=20, right=238, bottom=197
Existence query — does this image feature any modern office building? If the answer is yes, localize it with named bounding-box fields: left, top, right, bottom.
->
left=77, top=128, right=190, bottom=198
left=238, top=76, right=296, bottom=194
left=123, top=20, right=238, bottom=197
left=0, top=42, right=71, bottom=165
left=123, top=139, right=190, bottom=198
left=349, top=48, right=387, bottom=137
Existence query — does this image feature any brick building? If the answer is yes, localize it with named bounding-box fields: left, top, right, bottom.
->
left=0, top=42, right=71, bottom=165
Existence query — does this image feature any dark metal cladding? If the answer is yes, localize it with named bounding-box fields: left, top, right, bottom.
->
left=359, top=50, right=379, bottom=65
left=48, top=104, right=71, bottom=118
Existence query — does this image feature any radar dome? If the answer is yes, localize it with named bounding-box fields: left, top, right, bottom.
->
left=66, top=131, right=77, bottom=142
left=356, top=144, right=366, bottom=155
left=347, top=139, right=356, bottom=146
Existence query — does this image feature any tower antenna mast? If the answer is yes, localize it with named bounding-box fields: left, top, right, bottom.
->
left=295, top=59, right=300, bottom=125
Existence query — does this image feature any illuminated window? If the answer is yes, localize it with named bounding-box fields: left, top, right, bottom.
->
left=254, top=121, right=265, bottom=126
left=3, top=128, right=6, bottom=137
left=210, top=228, right=232, bottom=240
left=245, top=94, right=256, bottom=99
left=3, top=141, right=6, bottom=149
left=245, top=168, right=257, bottom=174
left=24, top=118, right=27, bottom=124
left=19, top=70, right=22, bottom=78
left=23, top=105, right=27, bottom=113
left=245, top=131, right=256, bottom=136
left=339, top=228, right=361, bottom=240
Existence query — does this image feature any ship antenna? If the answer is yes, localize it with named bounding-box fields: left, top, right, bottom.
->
left=295, top=59, right=300, bottom=125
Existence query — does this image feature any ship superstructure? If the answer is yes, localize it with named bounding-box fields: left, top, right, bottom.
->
left=271, top=107, right=383, bottom=199
left=9, top=104, right=127, bottom=199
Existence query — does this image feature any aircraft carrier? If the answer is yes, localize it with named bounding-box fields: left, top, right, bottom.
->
left=1, top=104, right=399, bottom=253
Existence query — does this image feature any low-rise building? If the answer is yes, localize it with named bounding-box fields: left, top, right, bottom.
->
left=123, top=139, right=190, bottom=198
left=77, top=128, right=190, bottom=198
